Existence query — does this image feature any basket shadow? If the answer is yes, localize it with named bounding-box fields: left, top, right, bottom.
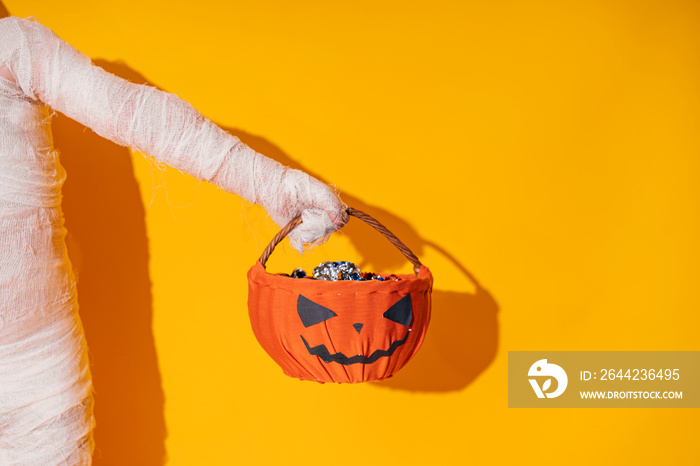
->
left=54, top=59, right=167, bottom=465
left=375, top=242, right=499, bottom=391
left=221, top=132, right=501, bottom=393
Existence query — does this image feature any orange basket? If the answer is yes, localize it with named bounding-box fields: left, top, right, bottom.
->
left=247, top=207, right=433, bottom=383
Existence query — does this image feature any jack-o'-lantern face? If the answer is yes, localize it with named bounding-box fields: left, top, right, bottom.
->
left=297, top=294, right=413, bottom=365
left=247, top=260, right=433, bottom=383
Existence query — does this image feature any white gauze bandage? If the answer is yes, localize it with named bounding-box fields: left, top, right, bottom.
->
left=0, top=16, right=345, bottom=465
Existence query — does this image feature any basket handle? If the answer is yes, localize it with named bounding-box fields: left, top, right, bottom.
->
left=258, top=207, right=423, bottom=275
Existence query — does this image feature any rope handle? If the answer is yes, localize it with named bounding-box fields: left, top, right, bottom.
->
left=258, top=207, right=423, bottom=275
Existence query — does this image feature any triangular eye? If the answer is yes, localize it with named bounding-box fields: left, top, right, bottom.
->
left=383, top=294, right=413, bottom=327
left=297, top=295, right=337, bottom=328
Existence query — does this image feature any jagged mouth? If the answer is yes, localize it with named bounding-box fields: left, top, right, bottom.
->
left=300, top=330, right=410, bottom=365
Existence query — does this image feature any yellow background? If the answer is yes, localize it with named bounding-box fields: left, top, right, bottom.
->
left=2, top=0, right=699, bottom=464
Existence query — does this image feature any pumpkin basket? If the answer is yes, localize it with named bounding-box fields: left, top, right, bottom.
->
left=247, top=207, right=433, bottom=383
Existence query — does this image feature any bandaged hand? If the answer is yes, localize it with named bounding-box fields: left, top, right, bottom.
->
left=0, top=16, right=346, bottom=251
left=209, top=141, right=348, bottom=252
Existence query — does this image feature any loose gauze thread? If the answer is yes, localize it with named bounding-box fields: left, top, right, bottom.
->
left=0, top=16, right=344, bottom=464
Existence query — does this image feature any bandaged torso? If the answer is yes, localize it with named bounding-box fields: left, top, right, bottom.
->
left=0, top=50, right=93, bottom=465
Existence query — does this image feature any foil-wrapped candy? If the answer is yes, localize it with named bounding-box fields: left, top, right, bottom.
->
left=282, top=261, right=402, bottom=281
left=313, top=261, right=360, bottom=281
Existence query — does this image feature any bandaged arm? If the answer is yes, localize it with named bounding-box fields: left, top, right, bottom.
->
left=0, top=16, right=345, bottom=250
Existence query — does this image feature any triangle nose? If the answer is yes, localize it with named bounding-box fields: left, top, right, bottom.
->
left=352, top=323, right=363, bottom=334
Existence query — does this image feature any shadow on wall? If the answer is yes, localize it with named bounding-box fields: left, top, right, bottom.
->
left=54, top=62, right=166, bottom=465
left=71, top=58, right=501, bottom=399
left=4, top=1, right=495, bottom=460
left=0, top=0, right=499, bottom=450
